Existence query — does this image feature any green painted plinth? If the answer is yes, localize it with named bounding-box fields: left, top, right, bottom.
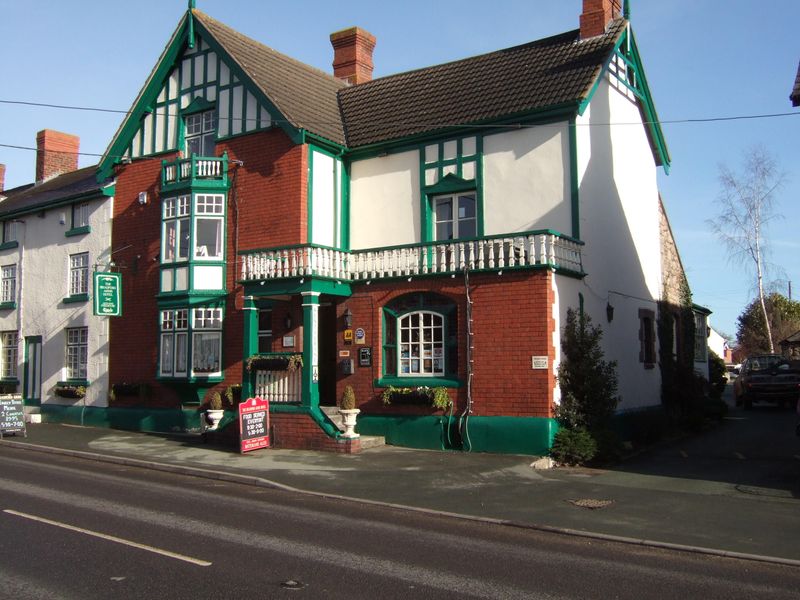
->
left=39, top=404, right=204, bottom=433
left=356, top=414, right=558, bottom=455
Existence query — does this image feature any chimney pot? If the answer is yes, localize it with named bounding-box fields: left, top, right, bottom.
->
left=580, top=0, right=623, bottom=39
left=330, top=26, right=376, bottom=85
left=36, top=129, right=80, bottom=183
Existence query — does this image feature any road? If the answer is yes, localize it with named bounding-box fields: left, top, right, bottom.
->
left=1, top=447, right=799, bottom=599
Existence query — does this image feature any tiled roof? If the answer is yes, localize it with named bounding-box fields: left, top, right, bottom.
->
left=792, top=61, right=800, bottom=107
left=338, top=20, right=627, bottom=148
left=0, top=166, right=105, bottom=217
left=194, top=10, right=348, bottom=145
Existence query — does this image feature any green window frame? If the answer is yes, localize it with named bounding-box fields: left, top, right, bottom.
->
left=159, top=305, right=224, bottom=379
left=1, top=331, right=18, bottom=379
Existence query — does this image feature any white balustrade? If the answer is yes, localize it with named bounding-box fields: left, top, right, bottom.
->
left=255, top=368, right=302, bottom=404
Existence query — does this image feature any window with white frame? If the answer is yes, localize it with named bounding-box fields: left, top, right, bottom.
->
left=194, top=194, right=224, bottom=260
left=398, top=312, right=445, bottom=376
left=1, top=265, right=16, bottom=303
left=160, top=309, right=188, bottom=377
left=192, top=307, right=223, bottom=375
left=162, top=196, right=191, bottom=263
left=3, top=221, right=17, bottom=243
left=434, top=193, right=477, bottom=241
left=257, top=308, right=273, bottom=354
left=65, top=327, right=88, bottom=380
left=69, top=253, right=89, bottom=296
left=72, top=202, right=90, bottom=228
left=694, top=313, right=708, bottom=362
left=1, top=331, right=18, bottom=378
left=185, top=110, right=216, bottom=157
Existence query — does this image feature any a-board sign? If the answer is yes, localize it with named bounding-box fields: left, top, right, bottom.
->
left=239, top=396, right=269, bottom=453
left=0, top=395, right=26, bottom=439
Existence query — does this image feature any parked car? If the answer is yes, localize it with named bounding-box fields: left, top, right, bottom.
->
left=725, top=364, right=740, bottom=382
left=733, top=355, right=800, bottom=409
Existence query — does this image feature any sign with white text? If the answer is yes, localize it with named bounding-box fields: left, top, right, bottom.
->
left=93, top=272, right=122, bottom=316
left=0, top=395, right=26, bottom=438
left=239, top=397, right=269, bottom=453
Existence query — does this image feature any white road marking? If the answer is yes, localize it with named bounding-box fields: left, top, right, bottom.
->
left=3, top=509, right=211, bottom=566
left=734, top=452, right=746, bottom=460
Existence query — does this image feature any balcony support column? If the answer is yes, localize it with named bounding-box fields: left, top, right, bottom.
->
left=241, top=295, right=258, bottom=401
left=301, top=291, right=321, bottom=409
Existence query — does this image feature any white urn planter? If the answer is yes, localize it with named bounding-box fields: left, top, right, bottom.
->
left=338, top=408, right=360, bottom=438
left=205, top=409, right=225, bottom=431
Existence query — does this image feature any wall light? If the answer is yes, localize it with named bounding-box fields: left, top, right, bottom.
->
left=606, top=302, right=615, bottom=323
left=285, top=314, right=293, bottom=330
left=343, top=307, right=353, bottom=329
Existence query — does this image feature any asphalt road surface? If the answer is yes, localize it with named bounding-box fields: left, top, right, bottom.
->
left=1, top=447, right=799, bottom=599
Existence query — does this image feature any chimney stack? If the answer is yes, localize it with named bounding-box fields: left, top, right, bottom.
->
left=0, top=164, right=5, bottom=193
left=36, top=129, right=79, bottom=183
left=330, top=27, right=376, bottom=85
left=580, top=0, right=623, bottom=39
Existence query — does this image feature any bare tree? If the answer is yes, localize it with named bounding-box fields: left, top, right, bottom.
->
left=710, top=146, right=784, bottom=353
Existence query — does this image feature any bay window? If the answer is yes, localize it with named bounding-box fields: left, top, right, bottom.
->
left=159, top=306, right=223, bottom=378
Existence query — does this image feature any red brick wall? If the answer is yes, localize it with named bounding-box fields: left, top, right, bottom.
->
left=270, top=413, right=359, bottom=453
left=333, top=270, right=556, bottom=419
left=36, top=129, right=79, bottom=182
left=108, top=128, right=307, bottom=407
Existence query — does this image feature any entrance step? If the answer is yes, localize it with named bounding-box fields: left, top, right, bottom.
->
left=24, top=406, right=42, bottom=424
left=320, top=406, right=385, bottom=449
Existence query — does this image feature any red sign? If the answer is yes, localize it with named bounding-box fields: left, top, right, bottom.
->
left=239, top=397, right=270, bottom=453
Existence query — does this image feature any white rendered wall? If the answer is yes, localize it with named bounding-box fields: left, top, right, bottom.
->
left=310, top=150, right=337, bottom=248
left=0, top=197, right=113, bottom=408
left=562, top=76, right=663, bottom=412
left=483, top=123, right=572, bottom=236
left=350, top=150, right=420, bottom=249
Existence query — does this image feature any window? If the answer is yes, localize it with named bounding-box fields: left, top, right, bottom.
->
left=66, top=327, right=88, bottom=380
left=434, top=193, right=477, bottom=241
left=194, top=194, right=224, bottom=260
left=639, top=309, right=656, bottom=367
left=694, top=313, right=708, bottom=362
left=160, top=309, right=188, bottom=376
left=1, top=265, right=16, bottom=303
left=1, top=331, right=18, bottom=378
left=258, top=308, right=273, bottom=353
left=185, top=110, right=216, bottom=157
left=3, top=221, right=17, bottom=243
left=383, top=293, right=458, bottom=380
left=423, top=136, right=479, bottom=187
left=162, top=196, right=191, bottom=263
left=192, top=307, right=222, bottom=375
left=72, top=202, right=90, bottom=228
left=69, top=253, right=89, bottom=296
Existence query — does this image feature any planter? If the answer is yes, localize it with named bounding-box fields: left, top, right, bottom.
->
left=338, top=408, right=360, bottom=438
left=205, top=409, right=225, bottom=431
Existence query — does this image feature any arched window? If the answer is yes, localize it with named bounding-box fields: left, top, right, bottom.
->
left=383, top=293, right=458, bottom=381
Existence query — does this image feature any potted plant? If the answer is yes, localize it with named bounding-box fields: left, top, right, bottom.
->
left=431, top=387, right=452, bottom=410
left=205, top=390, right=225, bottom=431
left=338, top=385, right=360, bottom=438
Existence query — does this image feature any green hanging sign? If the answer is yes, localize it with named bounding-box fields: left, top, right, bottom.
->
left=93, top=272, right=122, bottom=317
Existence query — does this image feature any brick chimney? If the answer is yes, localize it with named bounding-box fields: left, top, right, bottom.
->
left=580, top=0, right=623, bottom=39
left=36, top=129, right=79, bottom=183
left=0, top=164, right=5, bottom=193
left=330, top=27, right=376, bottom=85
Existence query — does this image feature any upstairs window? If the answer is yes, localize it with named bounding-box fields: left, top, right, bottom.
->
left=194, top=194, right=224, bottom=260
left=639, top=309, right=656, bottom=368
left=1, top=265, right=16, bottom=303
left=162, top=196, right=191, bottom=263
left=69, top=253, right=89, bottom=296
left=3, top=221, right=17, bottom=243
left=434, top=193, right=477, bottom=241
left=694, top=313, right=708, bottom=362
left=73, top=202, right=90, bottom=228
left=185, top=110, right=216, bottom=157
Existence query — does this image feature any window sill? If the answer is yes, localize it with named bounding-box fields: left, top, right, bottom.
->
left=0, top=301, right=16, bottom=310
left=65, top=225, right=91, bottom=237
left=643, top=363, right=656, bottom=370
left=1, top=377, right=19, bottom=384
left=57, top=379, right=91, bottom=387
left=63, top=293, right=89, bottom=304
left=375, top=376, right=462, bottom=388
left=0, top=241, right=19, bottom=250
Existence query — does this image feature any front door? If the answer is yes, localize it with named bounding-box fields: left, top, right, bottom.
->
left=23, top=336, right=42, bottom=406
left=318, top=303, right=337, bottom=405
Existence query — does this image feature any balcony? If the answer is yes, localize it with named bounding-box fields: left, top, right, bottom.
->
left=240, top=230, right=584, bottom=283
left=161, top=152, right=229, bottom=193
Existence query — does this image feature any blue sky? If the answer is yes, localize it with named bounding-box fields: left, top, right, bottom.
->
left=1, top=0, right=798, bottom=338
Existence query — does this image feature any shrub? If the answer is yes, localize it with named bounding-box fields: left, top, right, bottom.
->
left=224, top=384, right=242, bottom=407
left=707, top=350, right=727, bottom=400
left=340, top=386, right=356, bottom=410
left=431, top=387, right=452, bottom=410
left=55, top=385, right=86, bottom=399
left=550, top=428, right=597, bottom=466
left=207, top=391, right=223, bottom=411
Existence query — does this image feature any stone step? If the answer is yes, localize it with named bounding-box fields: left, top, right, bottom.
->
left=320, top=405, right=344, bottom=431
left=319, top=406, right=385, bottom=449
left=358, top=435, right=385, bottom=450
left=24, top=406, right=42, bottom=424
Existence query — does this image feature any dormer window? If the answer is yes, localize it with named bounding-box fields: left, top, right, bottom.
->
left=185, top=110, right=216, bottom=157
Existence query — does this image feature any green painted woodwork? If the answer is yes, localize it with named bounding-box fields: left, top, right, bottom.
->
left=300, top=292, right=320, bottom=408
left=0, top=241, right=19, bottom=250
left=306, top=146, right=314, bottom=247
left=22, top=336, right=42, bottom=406
left=0, top=302, right=16, bottom=310
left=241, top=296, right=258, bottom=401
left=356, top=415, right=558, bottom=455
left=242, top=277, right=352, bottom=299
left=62, top=293, right=89, bottom=304
left=39, top=404, right=204, bottom=433
left=375, top=376, right=461, bottom=388
left=569, top=115, right=580, bottom=240
left=65, top=226, right=91, bottom=238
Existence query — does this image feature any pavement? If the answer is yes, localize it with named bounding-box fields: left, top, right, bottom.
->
left=2, top=415, right=800, bottom=567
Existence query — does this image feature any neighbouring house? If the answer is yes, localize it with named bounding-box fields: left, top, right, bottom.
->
left=707, top=326, right=732, bottom=364
left=28, top=0, right=709, bottom=454
left=0, top=130, right=114, bottom=418
left=791, top=61, right=800, bottom=107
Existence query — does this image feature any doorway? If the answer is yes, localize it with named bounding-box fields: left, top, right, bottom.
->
left=318, top=303, right=337, bottom=405
left=23, top=336, right=42, bottom=405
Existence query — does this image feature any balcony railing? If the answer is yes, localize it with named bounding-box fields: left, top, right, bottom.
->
left=254, top=367, right=302, bottom=404
left=240, top=230, right=584, bottom=283
left=161, top=152, right=229, bottom=192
